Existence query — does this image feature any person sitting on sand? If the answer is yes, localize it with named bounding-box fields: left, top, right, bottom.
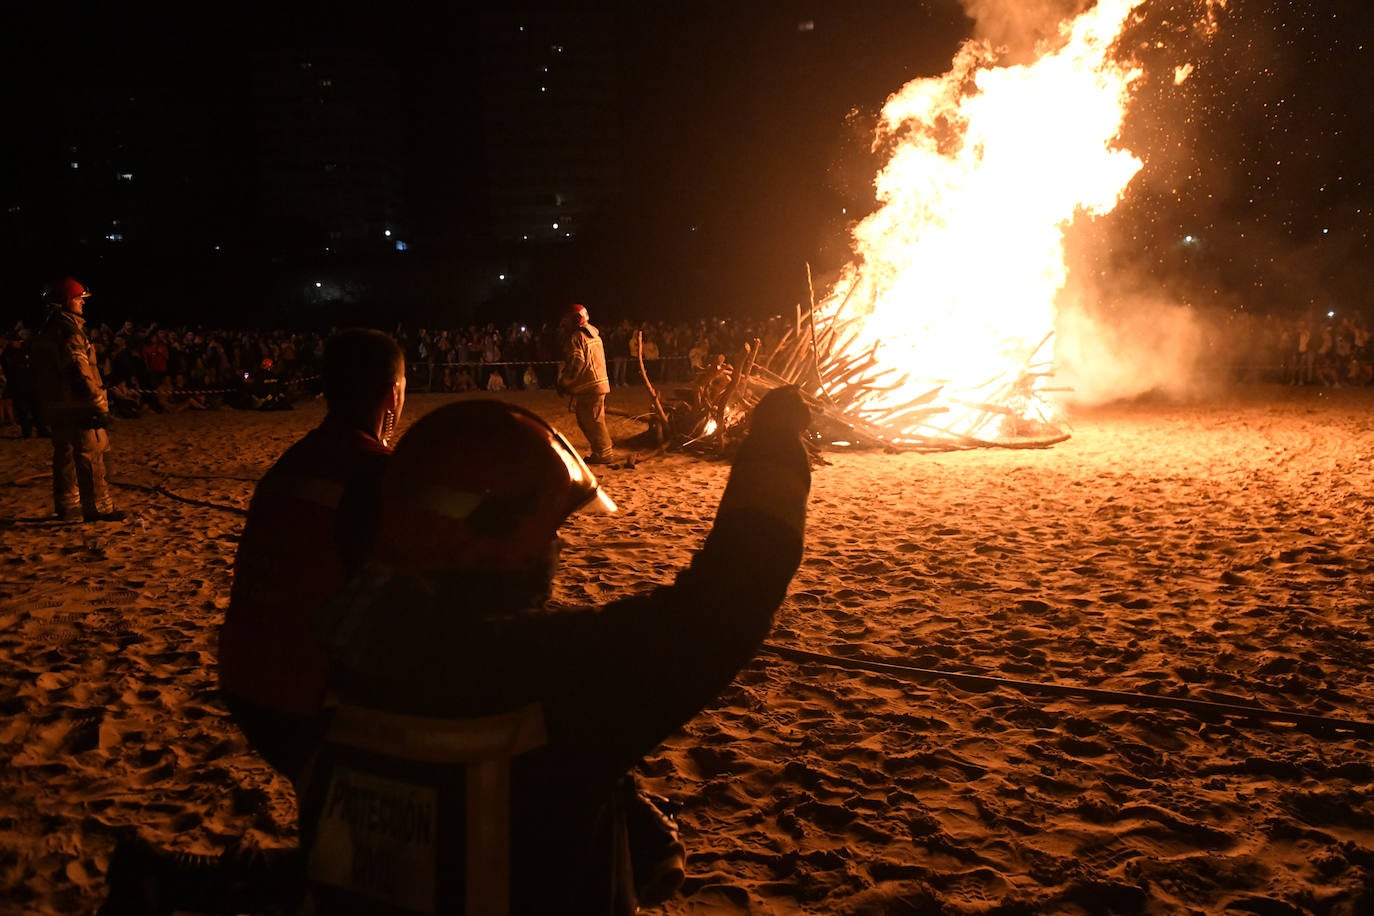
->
left=151, top=375, right=207, bottom=413
left=296, top=386, right=813, bottom=914
left=107, top=377, right=149, bottom=419
left=218, top=327, right=407, bottom=784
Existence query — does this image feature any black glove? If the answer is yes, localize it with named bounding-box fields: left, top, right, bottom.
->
left=750, top=385, right=810, bottom=438
left=88, top=411, right=112, bottom=430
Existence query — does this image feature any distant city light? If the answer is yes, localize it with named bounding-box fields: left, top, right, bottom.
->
left=798, top=20, right=815, bottom=31
left=1328, top=310, right=1335, bottom=318
left=70, top=161, right=79, bottom=169
left=552, top=222, right=559, bottom=229
left=1322, top=228, right=1329, bottom=234
left=394, top=241, right=407, bottom=251
left=499, top=274, right=506, bottom=280
left=315, top=282, right=322, bottom=288
left=384, top=228, right=392, bottom=237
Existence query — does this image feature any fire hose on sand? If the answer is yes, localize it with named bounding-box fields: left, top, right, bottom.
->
left=762, top=642, right=1374, bottom=738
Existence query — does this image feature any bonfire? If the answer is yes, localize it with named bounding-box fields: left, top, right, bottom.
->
left=641, top=0, right=1154, bottom=456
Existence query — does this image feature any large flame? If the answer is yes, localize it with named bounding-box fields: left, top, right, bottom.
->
left=814, top=0, right=1146, bottom=445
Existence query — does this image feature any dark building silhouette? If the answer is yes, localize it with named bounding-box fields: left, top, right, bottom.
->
left=1, top=6, right=628, bottom=325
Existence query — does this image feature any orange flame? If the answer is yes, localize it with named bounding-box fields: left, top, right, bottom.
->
left=816, top=0, right=1147, bottom=444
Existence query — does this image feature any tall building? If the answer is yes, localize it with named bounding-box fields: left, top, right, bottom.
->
left=0, top=6, right=630, bottom=322
left=252, top=45, right=412, bottom=262
left=476, top=8, right=624, bottom=247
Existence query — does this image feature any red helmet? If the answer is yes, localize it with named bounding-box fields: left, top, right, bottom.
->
left=48, top=277, right=88, bottom=303
left=564, top=303, right=589, bottom=326
left=372, top=400, right=616, bottom=574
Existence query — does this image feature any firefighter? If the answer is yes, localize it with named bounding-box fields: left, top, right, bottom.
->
left=29, top=277, right=125, bottom=523
left=302, top=386, right=813, bottom=914
left=218, top=328, right=407, bottom=783
left=555, top=302, right=616, bottom=464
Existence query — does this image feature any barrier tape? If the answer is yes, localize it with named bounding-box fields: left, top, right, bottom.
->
left=139, top=374, right=323, bottom=397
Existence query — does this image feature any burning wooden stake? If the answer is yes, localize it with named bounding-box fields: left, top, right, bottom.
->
left=634, top=268, right=1070, bottom=457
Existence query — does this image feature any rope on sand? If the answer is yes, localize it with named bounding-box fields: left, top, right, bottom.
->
left=762, top=642, right=1374, bottom=738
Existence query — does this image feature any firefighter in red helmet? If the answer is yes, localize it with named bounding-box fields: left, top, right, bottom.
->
left=556, top=301, right=616, bottom=464
left=29, top=276, right=126, bottom=522
left=302, top=387, right=813, bottom=914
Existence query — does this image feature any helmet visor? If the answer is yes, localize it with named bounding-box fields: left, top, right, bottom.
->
left=547, top=426, right=618, bottom=515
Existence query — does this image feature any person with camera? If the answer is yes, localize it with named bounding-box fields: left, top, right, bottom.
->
left=29, top=276, right=126, bottom=523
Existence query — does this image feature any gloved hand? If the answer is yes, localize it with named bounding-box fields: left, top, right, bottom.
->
left=88, top=411, right=112, bottom=430
left=749, top=385, right=810, bottom=439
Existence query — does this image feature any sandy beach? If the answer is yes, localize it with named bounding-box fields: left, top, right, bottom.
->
left=2, top=383, right=1372, bottom=915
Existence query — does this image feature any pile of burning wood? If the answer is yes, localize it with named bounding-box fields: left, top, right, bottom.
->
left=635, top=274, right=1072, bottom=458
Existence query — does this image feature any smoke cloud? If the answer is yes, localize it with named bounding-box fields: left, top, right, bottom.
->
left=1053, top=292, right=1208, bottom=406
left=959, top=0, right=1093, bottom=62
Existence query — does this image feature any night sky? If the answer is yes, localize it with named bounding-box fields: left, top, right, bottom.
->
left=2, top=0, right=1371, bottom=323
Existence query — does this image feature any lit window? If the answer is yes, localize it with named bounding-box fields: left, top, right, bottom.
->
left=395, top=241, right=407, bottom=251
left=118, top=172, right=134, bottom=181
left=70, top=161, right=79, bottom=169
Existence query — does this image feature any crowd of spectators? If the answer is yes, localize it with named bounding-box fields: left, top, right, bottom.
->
left=1210, top=310, right=1374, bottom=387
left=3, top=308, right=1372, bottom=436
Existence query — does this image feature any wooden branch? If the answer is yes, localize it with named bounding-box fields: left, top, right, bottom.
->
left=636, top=330, right=671, bottom=435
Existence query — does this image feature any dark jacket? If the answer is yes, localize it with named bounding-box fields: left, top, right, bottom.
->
left=307, top=416, right=811, bottom=914
left=218, top=416, right=392, bottom=717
